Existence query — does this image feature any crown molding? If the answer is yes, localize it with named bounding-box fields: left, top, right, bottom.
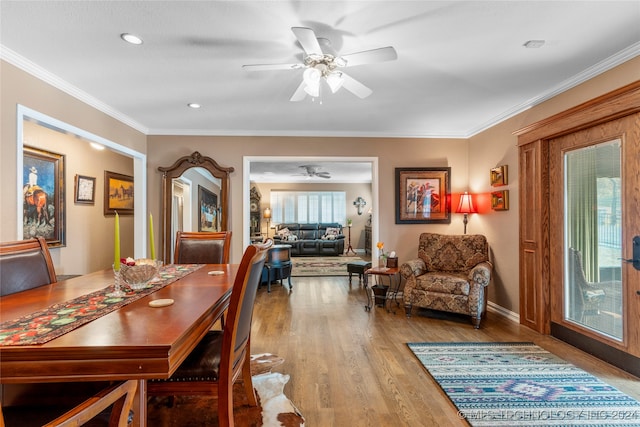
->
left=467, top=41, right=640, bottom=137
left=1, top=46, right=149, bottom=135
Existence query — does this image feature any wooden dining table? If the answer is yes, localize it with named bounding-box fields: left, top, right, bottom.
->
left=0, top=263, right=237, bottom=426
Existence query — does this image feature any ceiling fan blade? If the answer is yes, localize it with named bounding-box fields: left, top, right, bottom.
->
left=341, top=73, right=373, bottom=99
left=339, top=46, right=398, bottom=67
left=291, top=27, right=323, bottom=56
left=242, top=63, right=304, bottom=72
left=290, top=80, right=308, bottom=102
left=318, top=175, right=331, bottom=179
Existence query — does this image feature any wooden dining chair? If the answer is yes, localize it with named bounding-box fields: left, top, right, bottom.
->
left=0, top=237, right=57, bottom=297
left=1, top=380, right=137, bottom=427
left=173, top=231, right=232, bottom=264
left=147, top=239, right=273, bottom=427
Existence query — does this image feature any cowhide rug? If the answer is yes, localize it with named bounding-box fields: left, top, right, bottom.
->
left=147, top=353, right=305, bottom=427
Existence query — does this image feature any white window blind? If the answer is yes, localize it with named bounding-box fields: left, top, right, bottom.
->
left=270, top=191, right=346, bottom=225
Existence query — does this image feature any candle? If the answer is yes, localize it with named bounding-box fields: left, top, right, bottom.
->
left=149, top=213, right=156, bottom=260
left=114, top=211, right=120, bottom=271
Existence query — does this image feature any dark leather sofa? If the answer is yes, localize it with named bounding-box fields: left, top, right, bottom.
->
left=273, top=223, right=345, bottom=256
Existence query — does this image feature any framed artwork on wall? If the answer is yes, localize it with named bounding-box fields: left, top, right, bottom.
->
left=22, top=146, right=66, bottom=247
left=74, top=174, right=96, bottom=204
left=395, top=167, right=451, bottom=224
left=104, top=171, right=134, bottom=215
left=198, top=185, right=219, bottom=232
left=490, top=165, right=508, bottom=187
left=491, top=190, right=509, bottom=211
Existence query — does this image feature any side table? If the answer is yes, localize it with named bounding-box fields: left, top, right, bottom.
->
left=364, top=266, right=402, bottom=313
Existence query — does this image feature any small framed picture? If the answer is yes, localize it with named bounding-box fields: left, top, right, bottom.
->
left=490, top=165, right=508, bottom=187
left=491, top=190, right=509, bottom=211
left=74, top=175, right=96, bottom=204
left=104, top=171, right=134, bottom=215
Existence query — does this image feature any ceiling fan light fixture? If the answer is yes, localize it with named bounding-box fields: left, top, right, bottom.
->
left=304, top=83, right=320, bottom=97
left=303, top=68, right=321, bottom=97
left=326, top=72, right=344, bottom=93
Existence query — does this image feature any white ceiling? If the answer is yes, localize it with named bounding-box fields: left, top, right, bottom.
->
left=2, top=1, right=639, bottom=141
left=2, top=1, right=639, bottom=183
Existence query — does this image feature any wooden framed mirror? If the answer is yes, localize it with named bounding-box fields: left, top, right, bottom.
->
left=158, top=152, right=234, bottom=262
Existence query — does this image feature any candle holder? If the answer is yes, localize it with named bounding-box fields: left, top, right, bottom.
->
left=107, top=264, right=127, bottom=297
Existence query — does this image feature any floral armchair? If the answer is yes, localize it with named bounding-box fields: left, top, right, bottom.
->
left=400, top=233, right=492, bottom=328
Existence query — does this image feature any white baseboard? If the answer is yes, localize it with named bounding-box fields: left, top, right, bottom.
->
left=487, top=301, right=520, bottom=324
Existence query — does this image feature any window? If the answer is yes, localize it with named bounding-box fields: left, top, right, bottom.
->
left=270, top=191, right=346, bottom=224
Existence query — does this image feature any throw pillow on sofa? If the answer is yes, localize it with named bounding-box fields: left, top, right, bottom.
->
left=286, top=234, right=298, bottom=242
left=322, top=227, right=341, bottom=240
left=277, top=227, right=291, bottom=238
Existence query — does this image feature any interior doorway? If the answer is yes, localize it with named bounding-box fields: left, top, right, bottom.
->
left=242, top=156, right=379, bottom=255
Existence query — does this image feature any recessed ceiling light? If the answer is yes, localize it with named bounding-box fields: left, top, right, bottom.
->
left=523, top=40, right=545, bottom=48
left=187, top=103, right=201, bottom=109
left=120, top=33, right=143, bottom=45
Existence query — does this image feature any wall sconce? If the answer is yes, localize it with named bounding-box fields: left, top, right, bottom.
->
left=455, top=192, right=476, bottom=234
left=353, top=196, right=367, bottom=215
left=263, top=208, right=272, bottom=237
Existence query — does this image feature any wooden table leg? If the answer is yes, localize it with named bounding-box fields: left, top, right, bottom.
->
left=134, top=379, right=147, bottom=427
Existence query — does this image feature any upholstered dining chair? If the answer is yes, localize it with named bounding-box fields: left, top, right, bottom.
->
left=173, top=231, right=232, bottom=264
left=173, top=231, right=232, bottom=329
left=147, top=239, right=272, bottom=427
left=0, top=237, right=57, bottom=297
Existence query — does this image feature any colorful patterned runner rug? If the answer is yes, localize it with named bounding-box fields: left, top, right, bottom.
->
left=0, top=264, right=204, bottom=346
left=408, top=342, right=640, bottom=426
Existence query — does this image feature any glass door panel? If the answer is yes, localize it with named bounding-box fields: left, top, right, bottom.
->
left=564, top=139, right=623, bottom=339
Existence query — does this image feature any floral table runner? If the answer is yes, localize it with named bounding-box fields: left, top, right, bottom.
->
left=0, top=264, right=204, bottom=346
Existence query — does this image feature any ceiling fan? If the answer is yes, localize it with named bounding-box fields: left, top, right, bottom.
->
left=242, top=27, right=397, bottom=101
left=298, top=165, right=331, bottom=179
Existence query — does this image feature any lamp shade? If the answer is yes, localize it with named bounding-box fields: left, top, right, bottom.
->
left=456, top=192, right=476, bottom=214
left=263, top=208, right=272, bottom=219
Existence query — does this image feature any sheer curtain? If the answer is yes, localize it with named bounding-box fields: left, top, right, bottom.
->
left=270, top=191, right=346, bottom=225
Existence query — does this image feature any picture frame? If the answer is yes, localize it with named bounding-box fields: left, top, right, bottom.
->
left=198, top=185, right=219, bottom=232
left=74, top=174, right=96, bottom=204
left=22, top=146, right=66, bottom=247
left=490, top=165, right=508, bottom=187
left=491, top=190, right=509, bottom=211
left=395, top=167, right=451, bottom=224
left=104, top=171, right=134, bottom=215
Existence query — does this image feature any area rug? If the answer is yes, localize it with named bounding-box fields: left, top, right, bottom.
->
left=407, top=342, right=640, bottom=426
left=147, top=353, right=305, bottom=426
left=291, top=255, right=368, bottom=277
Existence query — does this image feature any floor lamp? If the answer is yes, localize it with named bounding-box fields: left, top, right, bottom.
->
left=263, top=208, right=272, bottom=238
left=456, top=192, right=476, bottom=234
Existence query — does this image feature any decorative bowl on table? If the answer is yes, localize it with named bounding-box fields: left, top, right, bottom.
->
left=119, top=259, right=162, bottom=290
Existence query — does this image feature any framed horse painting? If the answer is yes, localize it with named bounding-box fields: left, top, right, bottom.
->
left=104, top=171, right=134, bottom=215
left=22, top=146, right=66, bottom=247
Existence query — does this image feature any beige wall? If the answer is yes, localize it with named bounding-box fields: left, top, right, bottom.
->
left=3, top=55, right=639, bottom=315
left=468, top=56, right=640, bottom=312
left=22, top=120, right=134, bottom=274
left=146, top=135, right=469, bottom=265
left=1, top=60, right=146, bottom=275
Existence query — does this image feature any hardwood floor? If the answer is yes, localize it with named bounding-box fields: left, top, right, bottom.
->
left=250, top=275, right=640, bottom=427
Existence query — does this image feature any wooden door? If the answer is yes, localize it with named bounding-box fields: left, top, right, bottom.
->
left=548, top=113, right=640, bottom=368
